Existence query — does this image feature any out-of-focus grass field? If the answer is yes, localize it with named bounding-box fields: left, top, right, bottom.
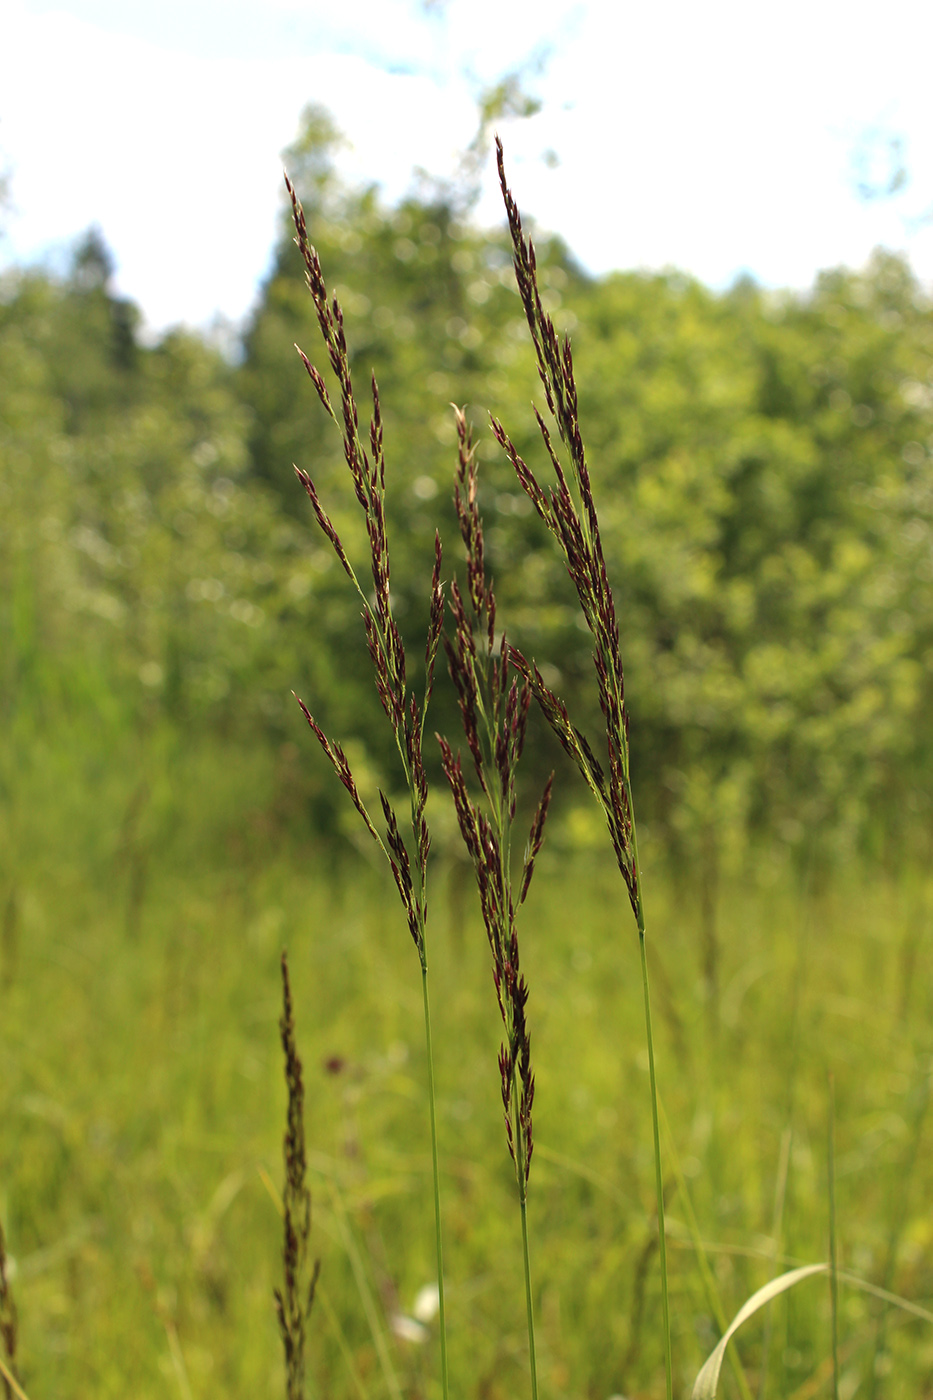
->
left=3, top=732, right=932, bottom=1399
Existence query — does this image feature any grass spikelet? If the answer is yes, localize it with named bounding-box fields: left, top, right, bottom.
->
left=438, top=406, right=552, bottom=1399
left=275, top=950, right=320, bottom=1400
left=492, top=136, right=673, bottom=1400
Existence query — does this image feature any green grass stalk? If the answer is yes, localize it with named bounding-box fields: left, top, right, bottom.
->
left=0, top=1217, right=19, bottom=1400
left=315, top=1282, right=370, bottom=1400
left=327, top=1185, right=404, bottom=1400
left=828, top=1072, right=839, bottom=1400
left=659, top=1100, right=753, bottom=1400
left=420, top=965, right=449, bottom=1395
left=518, top=1185, right=538, bottom=1400
left=758, top=1125, right=793, bottom=1400
left=867, top=1055, right=930, bottom=1397
left=635, top=868, right=673, bottom=1400
left=0, top=1360, right=29, bottom=1400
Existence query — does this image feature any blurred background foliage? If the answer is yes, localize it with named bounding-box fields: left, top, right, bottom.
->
left=3, top=102, right=933, bottom=1399
left=2, top=102, right=933, bottom=876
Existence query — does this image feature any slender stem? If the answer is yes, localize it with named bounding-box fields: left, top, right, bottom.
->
left=330, top=1184, right=404, bottom=1400
left=622, top=711, right=672, bottom=1400
left=658, top=1098, right=754, bottom=1400
left=514, top=1094, right=539, bottom=1400
left=828, top=1071, right=839, bottom=1400
left=519, top=1198, right=538, bottom=1400
left=638, top=917, right=673, bottom=1400
left=0, top=1359, right=30, bottom=1400
left=317, top=1280, right=371, bottom=1400
left=758, top=1124, right=793, bottom=1400
left=421, top=965, right=449, bottom=1400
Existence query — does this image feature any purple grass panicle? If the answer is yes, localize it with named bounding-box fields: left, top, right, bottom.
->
left=286, top=172, right=444, bottom=962
left=275, top=950, right=320, bottom=1400
left=284, top=171, right=450, bottom=1398
left=438, top=406, right=552, bottom=1400
left=439, top=407, right=551, bottom=1192
left=491, top=137, right=673, bottom=1400
left=490, top=136, right=638, bottom=914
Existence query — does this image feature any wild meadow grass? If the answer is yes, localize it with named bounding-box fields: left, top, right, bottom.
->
left=2, top=761, right=932, bottom=1397
left=3, top=147, right=933, bottom=1400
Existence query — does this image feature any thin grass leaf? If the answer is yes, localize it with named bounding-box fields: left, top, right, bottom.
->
left=658, top=1101, right=754, bottom=1400
left=0, top=1361, right=28, bottom=1400
left=324, top=1184, right=404, bottom=1400
left=837, top=1270, right=933, bottom=1326
left=315, top=1281, right=371, bottom=1400
left=0, top=1220, right=19, bottom=1400
left=692, top=1265, right=827, bottom=1399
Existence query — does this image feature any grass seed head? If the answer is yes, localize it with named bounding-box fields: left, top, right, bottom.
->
left=275, top=950, right=320, bottom=1400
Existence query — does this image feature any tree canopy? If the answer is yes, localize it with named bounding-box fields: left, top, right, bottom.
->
left=3, top=108, right=932, bottom=866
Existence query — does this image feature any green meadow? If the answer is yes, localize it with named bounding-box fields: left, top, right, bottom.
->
left=4, top=730, right=932, bottom=1396
left=2, top=110, right=933, bottom=1397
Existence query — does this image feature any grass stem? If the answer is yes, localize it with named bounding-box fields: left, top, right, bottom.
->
left=328, top=1185, right=403, bottom=1400
left=519, top=1190, right=539, bottom=1400
left=421, top=964, right=449, bottom=1400
left=758, top=1125, right=793, bottom=1400
left=638, top=918, right=673, bottom=1400
left=828, top=1071, right=839, bottom=1400
left=658, top=1098, right=753, bottom=1400
left=316, top=1281, right=371, bottom=1400
left=0, top=1360, right=28, bottom=1400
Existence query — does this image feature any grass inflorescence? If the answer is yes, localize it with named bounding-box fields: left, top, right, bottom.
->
left=5, top=138, right=933, bottom=1400
left=438, top=405, right=553, bottom=1398
left=284, top=169, right=450, bottom=1399
left=491, top=134, right=673, bottom=1399
left=275, top=135, right=932, bottom=1400
left=274, top=950, right=320, bottom=1400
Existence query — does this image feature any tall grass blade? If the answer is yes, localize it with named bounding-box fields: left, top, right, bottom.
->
left=0, top=1361, right=29, bottom=1400
left=658, top=1100, right=753, bottom=1400
left=163, top=1316, right=194, bottom=1400
left=316, top=1282, right=372, bottom=1400
left=695, top=1258, right=933, bottom=1400
left=692, top=1265, right=828, bottom=1399
left=638, top=926, right=673, bottom=1400
left=0, top=1220, right=20, bottom=1400
left=867, top=1055, right=930, bottom=1397
left=758, top=1124, right=792, bottom=1400
left=838, top=1270, right=933, bottom=1326
left=827, top=1072, right=839, bottom=1400
left=420, top=965, right=449, bottom=1395
left=327, top=1186, right=404, bottom=1400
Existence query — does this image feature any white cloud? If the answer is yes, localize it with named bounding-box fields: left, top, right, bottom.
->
left=2, top=0, right=931, bottom=333
left=0, top=3, right=478, bottom=327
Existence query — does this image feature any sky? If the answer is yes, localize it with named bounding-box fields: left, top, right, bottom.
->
left=2, top=0, right=933, bottom=334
